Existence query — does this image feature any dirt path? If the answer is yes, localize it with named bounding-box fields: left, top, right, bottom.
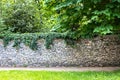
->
left=0, top=67, right=120, bottom=72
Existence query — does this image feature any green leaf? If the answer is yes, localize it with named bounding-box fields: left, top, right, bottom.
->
left=94, top=25, right=113, bottom=35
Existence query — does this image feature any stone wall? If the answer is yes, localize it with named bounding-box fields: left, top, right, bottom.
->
left=0, top=35, right=120, bottom=67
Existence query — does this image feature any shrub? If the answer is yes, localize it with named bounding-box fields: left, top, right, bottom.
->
left=4, top=9, right=40, bottom=33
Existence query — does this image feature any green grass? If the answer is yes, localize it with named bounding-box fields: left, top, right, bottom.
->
left=0, top=70, right=120, bottom=80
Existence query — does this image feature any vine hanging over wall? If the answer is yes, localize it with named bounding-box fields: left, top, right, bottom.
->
left=0, top=32, right=75, bottom=50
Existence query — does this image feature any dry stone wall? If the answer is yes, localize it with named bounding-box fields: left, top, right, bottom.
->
left=0, top=35, right=120, bottom=67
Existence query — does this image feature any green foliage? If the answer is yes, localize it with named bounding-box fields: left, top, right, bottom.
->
left=4, top=9, right=39, bottom=33
left=45, top=0, right=120, bottom=39
left=94, top=25, right=113, bottom=35
left=0, top=0, right=120, bottom=47
left=1, top=0, right=53, bottom=33
left=0, top=32, right=70, bottom=50
left=0, top=18, right=6, bottom=33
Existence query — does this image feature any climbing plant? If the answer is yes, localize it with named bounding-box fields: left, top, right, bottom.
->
left=0, top=32, right=72, bottom=50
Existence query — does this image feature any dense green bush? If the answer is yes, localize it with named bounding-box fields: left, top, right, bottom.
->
left=0, top=0, right=49, bottom=33
left=4, top=9, right=39, bottom=33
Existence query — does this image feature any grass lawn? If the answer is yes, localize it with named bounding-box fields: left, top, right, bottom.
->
left=0, top=70, right=120, bottom=80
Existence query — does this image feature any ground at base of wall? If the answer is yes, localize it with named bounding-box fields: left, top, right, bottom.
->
left=0, top=67, right=120, bottom=72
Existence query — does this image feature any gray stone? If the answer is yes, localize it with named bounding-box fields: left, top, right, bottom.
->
left=0, top=35, right=120, bottom=67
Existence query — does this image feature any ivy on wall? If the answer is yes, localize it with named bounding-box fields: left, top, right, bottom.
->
left=0, top=32, right=75, bottom=50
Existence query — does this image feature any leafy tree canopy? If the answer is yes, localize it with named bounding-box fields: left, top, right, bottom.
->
left=0, top=0, right=120, bottom=39
left=45, top=0, right=120, bottom=39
